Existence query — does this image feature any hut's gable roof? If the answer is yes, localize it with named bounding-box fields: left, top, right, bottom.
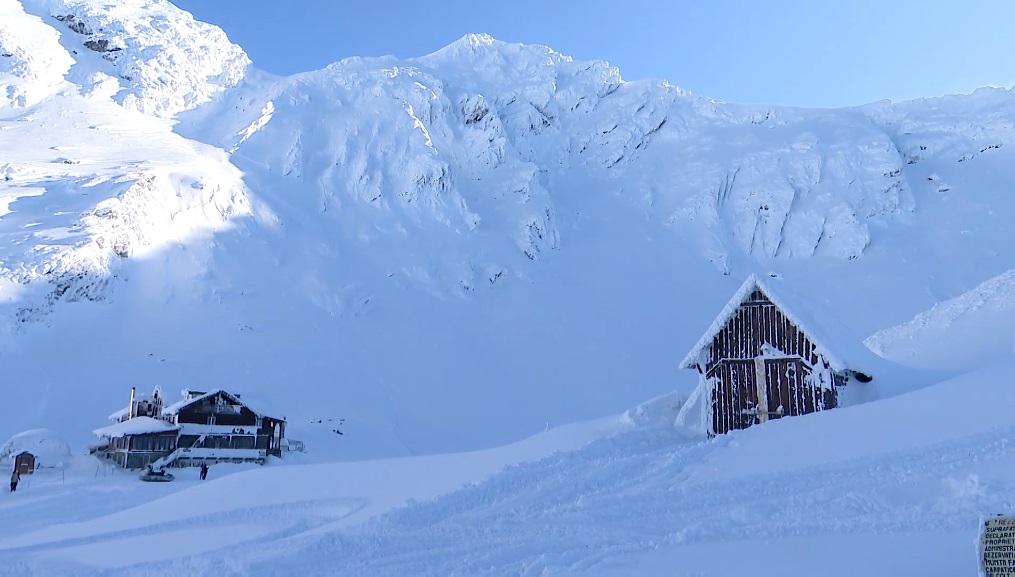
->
left=679, top=274, right=878, bottom=374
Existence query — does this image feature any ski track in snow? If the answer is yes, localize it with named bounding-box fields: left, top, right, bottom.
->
left=0, top=420, right=1010, bottom=576
left=232, top=431, right=1013, bottom=576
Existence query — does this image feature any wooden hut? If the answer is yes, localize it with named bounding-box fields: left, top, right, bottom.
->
left=680, top=274, right=874, bottom=436
left=14, top=452, right=35, bottom=475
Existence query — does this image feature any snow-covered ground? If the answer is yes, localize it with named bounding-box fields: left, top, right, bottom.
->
left=2, top=0, right=1015, bottom=574
left=1, top=364, right=1013, bottom=575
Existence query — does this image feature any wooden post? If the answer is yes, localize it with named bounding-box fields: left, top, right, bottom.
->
left=754, top=357, right=768, bottom=423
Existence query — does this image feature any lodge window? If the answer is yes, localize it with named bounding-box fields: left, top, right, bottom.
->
left=178, top=435, right=199, bottom=448
left=153, top=436, right=174, bottom=452
left=232, top=436, right=255, bottom=449
left=206, top=435, right=229, bottom=449
left=255, top=435, right=268, bottom=450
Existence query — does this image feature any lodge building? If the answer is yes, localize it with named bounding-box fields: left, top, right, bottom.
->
left=93, top=388, right=287, bottom=470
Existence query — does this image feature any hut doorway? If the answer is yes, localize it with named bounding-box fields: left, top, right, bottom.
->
left=763, top=358, right=810, bottom=420
left=14, top=452, right=35, bottom=475
left=710, top=359, right=758, bottom=435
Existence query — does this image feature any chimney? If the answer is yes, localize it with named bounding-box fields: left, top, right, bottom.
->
left=129, top=387, right=136, bottom=420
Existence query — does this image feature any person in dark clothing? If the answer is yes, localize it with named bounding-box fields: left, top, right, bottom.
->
left=10, top=469, right=20, bottom=492
left=199, top=464, right=208, bottom=480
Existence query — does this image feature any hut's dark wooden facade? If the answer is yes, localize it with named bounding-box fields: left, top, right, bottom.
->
left=681, top=275, right=872, bottom=436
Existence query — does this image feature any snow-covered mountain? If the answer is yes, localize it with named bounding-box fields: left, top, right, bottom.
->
left=3, top=0, right=1015, bottom=464
left=6, top=1, right=1015, bottom=575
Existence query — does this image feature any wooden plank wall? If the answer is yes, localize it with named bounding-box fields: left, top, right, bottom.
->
left=764, top=358, right=816, bottom=418
left=706, top=292, right=819, bottom=372
left=711, top=359, right=756, bottom=435
left=705, top=291, right=835, bottom=434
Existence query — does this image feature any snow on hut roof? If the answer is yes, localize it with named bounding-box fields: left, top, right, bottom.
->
left=162, top=389, right=278, bottom=419
left=93, top=416, right=180, bottom=438
left=679, top=273, right=881, bottom=375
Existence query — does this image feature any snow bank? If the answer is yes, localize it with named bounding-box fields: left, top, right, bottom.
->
left=684, top=358, right=1015, bottom=481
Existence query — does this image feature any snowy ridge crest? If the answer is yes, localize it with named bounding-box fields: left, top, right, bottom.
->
left=19, top=0, right=249, bottom=117
left=0, top=0, right=74, bottom=107
left=215, top=31, right=939, bottom=280
left=864, top=268, right=1015, bottom=366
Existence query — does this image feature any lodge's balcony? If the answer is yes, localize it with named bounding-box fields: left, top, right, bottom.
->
left=173, top=447, right=267, bottom=460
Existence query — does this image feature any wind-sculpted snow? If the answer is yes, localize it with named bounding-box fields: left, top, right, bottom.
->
left=863, top=87, right=1015, bottom=166
left=19, top=0, right=249, bottom=117
left=189, top=33, right=935, bottom=277
left=653, top=104, right=914, bottom=262
left=0, top=0, right=74, bottom=107
left=865, top=268, right=1015, bottom=370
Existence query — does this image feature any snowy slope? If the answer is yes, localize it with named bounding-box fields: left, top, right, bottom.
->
left=1, top=0, right=1015, bottom=463
left=0, top=0, right=251, bottom=314
left=1, top=364, right=1014, bottom=575
left=866, top=267, right=1015, bottom=370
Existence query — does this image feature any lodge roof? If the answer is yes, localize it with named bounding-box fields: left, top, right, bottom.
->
left=679, top=274, right=879, bottom=375
left=107, top=406, right=130, bottom=422
left=93, top=416, right=180, bottom=439
left=162, top=389, right=280, bottom=420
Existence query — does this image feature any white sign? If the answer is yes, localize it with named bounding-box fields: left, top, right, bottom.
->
left=981, top=516, right=1015, bottom=577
